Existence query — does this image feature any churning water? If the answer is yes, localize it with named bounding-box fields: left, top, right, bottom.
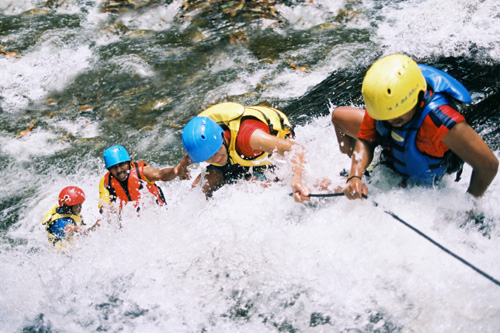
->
left=1, top=0, right=500, bottom=331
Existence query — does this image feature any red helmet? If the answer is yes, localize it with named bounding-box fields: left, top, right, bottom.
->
left=58, top=186, right=86, bottom=206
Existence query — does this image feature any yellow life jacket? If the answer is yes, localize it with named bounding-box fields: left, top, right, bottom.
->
left=199, top=102, right=294, bottom=167
left=42, top=204, right=83, bottom=248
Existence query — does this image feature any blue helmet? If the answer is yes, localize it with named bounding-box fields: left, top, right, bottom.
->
left=103, top=145, right=131, bottom=169
left=182, top=116, right=224, bottom=163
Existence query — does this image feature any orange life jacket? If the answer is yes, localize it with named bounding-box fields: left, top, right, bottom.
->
left=103, top=161, right=166, bottom=209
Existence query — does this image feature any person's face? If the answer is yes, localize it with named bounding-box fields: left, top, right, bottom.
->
left=71, top=203, right=82, bottom=215
left=109, top=161, right=130, bottom=181
left=386, top=105, right=418, bottom=127
left=206, top=144, right=228, bottom=166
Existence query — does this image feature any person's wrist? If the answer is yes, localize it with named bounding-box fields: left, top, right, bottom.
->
left=346, top=175, right=362, bottom=183
left=292, top=174, right=302, bottom=184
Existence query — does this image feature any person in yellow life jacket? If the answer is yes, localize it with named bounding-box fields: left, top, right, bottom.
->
left=42, top=186, right=99, bottom=249
left=180, top=102, right=312, bottom=202
left=99, top=145, right=190, bottom=213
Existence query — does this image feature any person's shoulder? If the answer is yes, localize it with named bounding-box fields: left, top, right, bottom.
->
left=53, top=216, right=75, bottom=226
left=99, top=176, right=110, bottom=191
left=240, top=118, right=270, bottom=140
left=42, top=204, right=59, bottom=224
left=433, top=104, right=462, bottom=116
left=100, top=169, right=111, bottom=180
left=426, top=104, right=465, bottom=129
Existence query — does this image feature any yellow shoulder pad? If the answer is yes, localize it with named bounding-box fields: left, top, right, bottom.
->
left=42, top=205, right=59, bottom=225
left=98, top=177, right=110, bottom=208
left=199, top=102, right=245, bottom=123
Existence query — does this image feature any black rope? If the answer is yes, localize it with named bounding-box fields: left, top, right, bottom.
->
left=291, top=192, right=371, bottom=200
left=381, top=207, right=500, bottom=287
left=299, top=192, right=500, bottom=287
left=308, top=192, right=344, bottom=198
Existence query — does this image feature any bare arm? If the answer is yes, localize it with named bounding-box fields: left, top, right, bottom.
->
left=64, top=223, right=86, bottom=235
left=344, top=139, right=375, bottom=200
left=143, top=156, right=192, bottom=182
left=64, top=220, right=101, bottom=235
left=192, top=168, right=225, bottom=198
left=249, top=129, right=310, bottom=202
left=441, top=122, right=498, bottom=197
left=331, top=106, right=365, bottom=157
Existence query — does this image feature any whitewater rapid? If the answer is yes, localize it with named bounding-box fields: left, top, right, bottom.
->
left=1, top=0, right=500, bottom=331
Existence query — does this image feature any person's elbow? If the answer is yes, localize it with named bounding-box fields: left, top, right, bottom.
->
left=476, top=154, right=499, bottom=182
left=486, top=155, right=499, bottom=179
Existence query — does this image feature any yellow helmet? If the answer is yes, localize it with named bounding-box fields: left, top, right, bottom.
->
left=361, top=54, right=427, bottom=120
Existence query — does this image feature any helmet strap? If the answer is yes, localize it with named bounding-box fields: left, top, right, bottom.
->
left=221, top=134, right=232, bottom=165
left=413, top=90, right=429, bottom=119
left=419, top=89, right=432, bottom=109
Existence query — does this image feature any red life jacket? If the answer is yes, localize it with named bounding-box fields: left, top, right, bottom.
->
left=103, top=161, right=166, bottom=209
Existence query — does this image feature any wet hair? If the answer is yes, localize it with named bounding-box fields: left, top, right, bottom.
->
left=58, top=205, right=74, bottom=214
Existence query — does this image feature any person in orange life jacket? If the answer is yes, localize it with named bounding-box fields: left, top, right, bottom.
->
left=42, top=186, right=100, bottom=248
left=180, top=102, right=312, bottom=202
left=98, top=145, right=190, bottom=212
left=331, top=54, right=498, bottom=200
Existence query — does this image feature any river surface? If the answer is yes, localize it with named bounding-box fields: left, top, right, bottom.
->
left=1, top=0, right=500, bottom=332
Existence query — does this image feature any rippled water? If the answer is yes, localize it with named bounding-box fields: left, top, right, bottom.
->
left=1, top=0, right=500, bottom=331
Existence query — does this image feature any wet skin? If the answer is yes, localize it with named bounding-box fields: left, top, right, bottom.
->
left=109, top=161, right=130, bottom=182
left=206, top=145, right=228, bottom=166
left=71, top=203, right=82, bottom=215
left=386, top=106, right=417, bottom=127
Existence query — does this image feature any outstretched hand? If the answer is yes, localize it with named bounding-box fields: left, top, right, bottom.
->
left=174, top=154, right=192, bottom=180
left=87, top=219, right=101, bottom=232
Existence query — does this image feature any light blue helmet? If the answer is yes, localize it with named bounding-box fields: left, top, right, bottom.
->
left=182, top=116, right=224, bottom=163
left=103, top=145, right=131, bottom=169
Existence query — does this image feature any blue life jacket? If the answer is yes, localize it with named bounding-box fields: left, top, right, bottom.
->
left=42, top=205, right=83, bottom=247
left=375, top=64, right=471, bottom=185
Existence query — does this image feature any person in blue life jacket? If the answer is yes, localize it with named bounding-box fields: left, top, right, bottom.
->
left=99, top=145, right=190, bottom=213
left=331, top=54, right=498, bottom=200
left=179, top=102, right=329, bottom=202
left=42, top=186, right=100, bottom=249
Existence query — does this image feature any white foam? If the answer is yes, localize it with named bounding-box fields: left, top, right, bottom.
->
left=1, top=0, right=500, bottom=331
left=55, top=118, right=100, bottom=139
left=276, top=1, right=342, bottom=30
left=119, top=0, right=183, bottom=31
left=0, top=129, right=70, bottom=161
left=375, top=0, right=500, bottom=60
left=0, top=44, right=92, bottom=113
left=3, top=115, right=500, bottom=331
left=0, top=1, right=45, bottom=15
left=110, top=54, right=155, bottom=77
